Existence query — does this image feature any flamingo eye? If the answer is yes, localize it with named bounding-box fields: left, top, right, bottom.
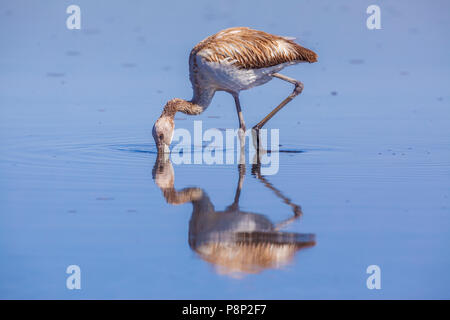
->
left=159, top=134, right=164, bottom=140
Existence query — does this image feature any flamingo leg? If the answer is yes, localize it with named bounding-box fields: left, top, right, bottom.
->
left=252, top=73, right=304, bottom=132
left=232, top=93, right=246, bottom=131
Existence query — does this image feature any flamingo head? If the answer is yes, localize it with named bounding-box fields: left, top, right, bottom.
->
left=152, top=115, right=174, bottom=154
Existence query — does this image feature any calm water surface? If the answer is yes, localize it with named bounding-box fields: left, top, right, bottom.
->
left=0, top=0, right=449, bottom=299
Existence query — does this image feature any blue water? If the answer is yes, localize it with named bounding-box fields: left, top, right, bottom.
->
left=1, top=0, right=449, bottom=299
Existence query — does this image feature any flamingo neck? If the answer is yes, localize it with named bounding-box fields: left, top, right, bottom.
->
left=160, top=87, right=215, bottom=118
left=161, top=99, right=203, bottom=118
left=191, top=86, right=215, bottom=110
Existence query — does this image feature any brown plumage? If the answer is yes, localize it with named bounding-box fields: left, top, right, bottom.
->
left=191, top=27, right=318, bottom=69
left=161, top=98, right=203, bottom=117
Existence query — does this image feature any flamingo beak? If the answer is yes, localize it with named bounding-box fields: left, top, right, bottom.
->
left=157, top=142, right=170, bottom=154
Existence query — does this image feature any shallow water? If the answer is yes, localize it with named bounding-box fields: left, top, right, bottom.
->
left=1, top=0, right=449, bottom=299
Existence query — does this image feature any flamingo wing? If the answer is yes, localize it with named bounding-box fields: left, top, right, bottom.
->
left=192, top=27, right=317, bottom=70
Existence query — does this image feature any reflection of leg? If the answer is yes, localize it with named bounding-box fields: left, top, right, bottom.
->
left=253, top=164, right=303, bottom=218
left=251, top=162, right=261, bottom=176
left=227, top=164, right=246, bottom=211
left=274, top=214, right=301, bottom=231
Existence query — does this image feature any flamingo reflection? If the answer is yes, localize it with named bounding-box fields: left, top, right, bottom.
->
left=152, top=155, right=315, bottom=277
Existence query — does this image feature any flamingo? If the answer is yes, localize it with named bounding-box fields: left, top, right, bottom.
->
left=153, top=27, right=318, bottom=153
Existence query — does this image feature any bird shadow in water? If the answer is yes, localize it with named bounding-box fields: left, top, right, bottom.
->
left=152, top=152, right=315, bottom=278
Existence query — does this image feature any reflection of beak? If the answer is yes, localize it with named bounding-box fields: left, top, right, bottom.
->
left=157, top=143, right=170, bottom=154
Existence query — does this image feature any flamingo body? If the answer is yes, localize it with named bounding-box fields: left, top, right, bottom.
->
left=153, top=27, right=318, bottom=152
left=189, top=27, right=317, bottom=108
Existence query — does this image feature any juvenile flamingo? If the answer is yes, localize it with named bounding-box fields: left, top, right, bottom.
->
left=153, top=27, right=318, bottom=153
